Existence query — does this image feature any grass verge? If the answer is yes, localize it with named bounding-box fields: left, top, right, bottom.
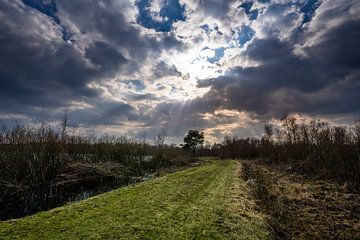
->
left=0, top=160, right=268, bottom=240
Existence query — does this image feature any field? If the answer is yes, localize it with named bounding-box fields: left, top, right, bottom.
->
left=0, top=160, right=268, bottom=240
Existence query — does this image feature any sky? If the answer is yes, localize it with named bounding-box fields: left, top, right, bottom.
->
left=0, top=0, right=359, bottom=143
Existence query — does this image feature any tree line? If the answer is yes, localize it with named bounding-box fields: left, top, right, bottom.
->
left=198, top=115, right=360, bottom=190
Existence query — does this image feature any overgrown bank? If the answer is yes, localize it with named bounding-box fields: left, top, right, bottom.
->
left=0, top=122, right=193, bottom=220
left=242, top=161, right=360, bottom=239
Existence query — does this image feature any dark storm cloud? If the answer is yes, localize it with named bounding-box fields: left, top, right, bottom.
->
left=0, top=1, right=98, bottom=114
left=85, top=41, right=128, bottom=74
left=307, top=20, right=360, bottom=69
left=153, top=61, right=182, bottom=78
left=0, top=0, right=183, bottom=119
left=73, top=100, right=135, bottom=126
left=193, top=4, right=360, bottom=117
left=57, top=0, right=183, bottom=54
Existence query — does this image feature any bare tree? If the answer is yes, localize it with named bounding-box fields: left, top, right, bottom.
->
left=155, top=128, right=167, bottom=148
left=60, top=109, right=69, bottom=141
left=264, top=124, right=273, bottom=142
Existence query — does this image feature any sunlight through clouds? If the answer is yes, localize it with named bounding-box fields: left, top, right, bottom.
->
left=0, top=0, right=359, bottom=143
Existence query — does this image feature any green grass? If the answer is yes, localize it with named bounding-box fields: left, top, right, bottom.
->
left=0, top=160, right=268, bottom=240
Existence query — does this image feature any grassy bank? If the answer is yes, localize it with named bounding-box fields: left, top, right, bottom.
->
left=0, top=160, right=268, bottom=239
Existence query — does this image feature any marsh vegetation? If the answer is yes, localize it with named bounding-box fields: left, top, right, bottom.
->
left=0, top=114, right=193, bottom=220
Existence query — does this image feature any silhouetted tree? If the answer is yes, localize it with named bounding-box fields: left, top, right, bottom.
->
left=181, top=130, right=204, bottom=157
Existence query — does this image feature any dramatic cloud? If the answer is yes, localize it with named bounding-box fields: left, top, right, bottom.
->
left=0, top=0, right=359, bottom=143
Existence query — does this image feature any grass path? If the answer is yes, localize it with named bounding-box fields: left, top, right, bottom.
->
left=0, top=160, right=268, bottom=239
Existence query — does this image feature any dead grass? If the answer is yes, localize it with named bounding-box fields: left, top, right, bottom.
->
left=219, top=162, right=269, bottom=239
left=242, top=160, right=360, bottom=240
left=269, top=165, right=360, bottom=239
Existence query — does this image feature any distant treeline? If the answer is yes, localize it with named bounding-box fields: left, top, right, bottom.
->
left=0, top=114, right=192, bottom=220
left=200, top=116, right=360, bottom=190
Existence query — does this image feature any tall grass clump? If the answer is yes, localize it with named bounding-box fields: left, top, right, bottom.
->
left=242, top=162, right=294, bottom=239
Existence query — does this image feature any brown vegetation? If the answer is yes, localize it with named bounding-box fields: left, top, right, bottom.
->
left=0, top=116, right=193, bottom=220
left=213, top=115, right=360, bottom=190
left=242, top=161, right=360, bottom=239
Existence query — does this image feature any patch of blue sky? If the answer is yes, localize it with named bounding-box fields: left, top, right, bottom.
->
left=136, top=0, right=185, bottom=32
left=234, top=25, right=255, bottom=46
left=300, top=0, right=321, bottom=25
left=22, top=0, right=59, bottom=23
left=207, top=47, right=225, bottom=64
left=200, top=24, right=223, bottom=39
left=123, top=80, right=146, bottom=91
left=22, top=0, right=72, bottom=41
left=200, top=25, right=255, bottom=64
left=239, top=1, right=258, bottom=20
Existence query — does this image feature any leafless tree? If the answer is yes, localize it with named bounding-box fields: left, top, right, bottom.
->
left=60, top=109, right=69, bottom=141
